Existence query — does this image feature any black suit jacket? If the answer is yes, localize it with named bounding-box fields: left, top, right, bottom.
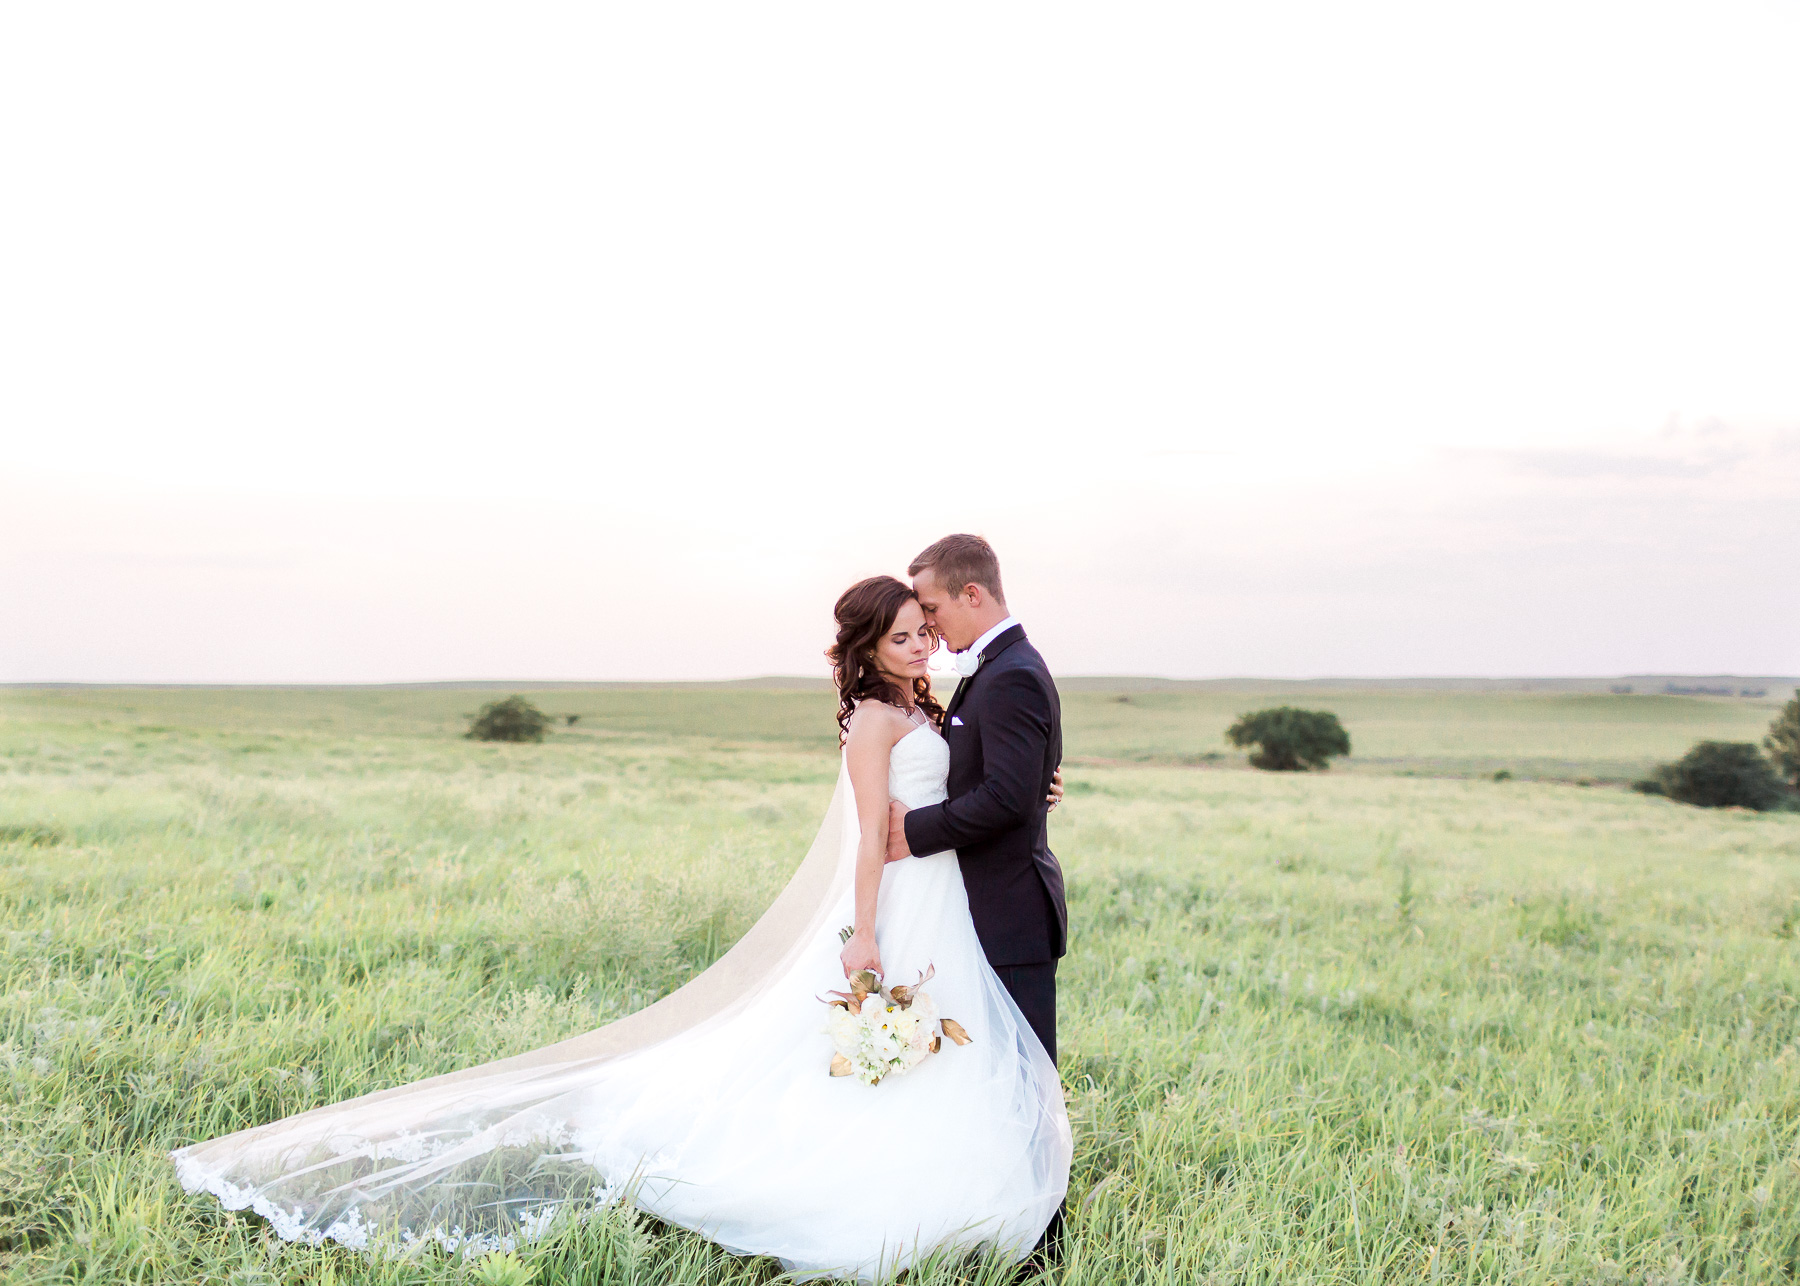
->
left=903, top=625, right=1068, bottom=968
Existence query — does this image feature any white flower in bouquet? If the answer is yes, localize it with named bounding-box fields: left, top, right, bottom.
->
left=906, top=991, right=939, bottom=1050
left=824, top=1005, right=861, bottom=1055
left=818, top=962, right=970, bottom=1085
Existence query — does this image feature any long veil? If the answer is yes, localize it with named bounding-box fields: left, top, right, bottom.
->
left=171, top=761, right=862, bottom=1253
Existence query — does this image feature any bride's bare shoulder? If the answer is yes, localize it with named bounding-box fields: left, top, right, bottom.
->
left=844, top=699, right=909, bottom=747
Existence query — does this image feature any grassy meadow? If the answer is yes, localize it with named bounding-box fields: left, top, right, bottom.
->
left=3, top=682, right=1799, bottom=1284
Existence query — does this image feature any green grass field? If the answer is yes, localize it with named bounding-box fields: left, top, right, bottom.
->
left=3, top=684, right=1799, bottom=1284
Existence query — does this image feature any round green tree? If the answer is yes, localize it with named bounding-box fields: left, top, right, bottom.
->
left=466, top=695, right=552, bottom=743
left=1767, top=689, right=1800, bottom=792
left=1632, top=740, right=1788, bottom=811
left=1226, top=706, right=1351, bottom=771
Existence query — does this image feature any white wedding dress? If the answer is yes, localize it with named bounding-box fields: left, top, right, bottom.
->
left=172, top=715, right=1071, bottom=1281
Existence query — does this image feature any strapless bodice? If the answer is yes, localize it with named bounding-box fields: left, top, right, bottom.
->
left=889, top=723, right=950, bottom=810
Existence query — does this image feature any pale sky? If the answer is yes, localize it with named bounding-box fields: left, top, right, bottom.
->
left=2, top=4, right=1797, bottom=683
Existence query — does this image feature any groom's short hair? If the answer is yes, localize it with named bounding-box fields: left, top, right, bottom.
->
left=909, top=534, right=1006, bottom=605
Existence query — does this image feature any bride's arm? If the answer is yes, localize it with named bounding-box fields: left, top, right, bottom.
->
left=839, top=704, right=901, bottom=979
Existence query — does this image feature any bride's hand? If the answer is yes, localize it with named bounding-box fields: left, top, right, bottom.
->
left=840, top=927, right=882, bottom=979
left=1047, top=767, right=1065, bottom=811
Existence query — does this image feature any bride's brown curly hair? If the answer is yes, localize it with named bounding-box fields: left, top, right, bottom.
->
left=826, top=575, right=946, bottom=743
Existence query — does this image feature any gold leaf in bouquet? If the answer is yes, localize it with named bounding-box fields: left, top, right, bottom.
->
left=928, top=1036, right=941, bottom=1054
left=886, top=964, right=935, bottom=1009
left=848, top=970, right=880, bottom=999
left=829, top=1054, right=853, bottom=1077
left=940, top=1018, right=972, bottom=1046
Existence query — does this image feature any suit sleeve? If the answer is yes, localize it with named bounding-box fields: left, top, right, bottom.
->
left=905, top=667, right=1051, bottom=857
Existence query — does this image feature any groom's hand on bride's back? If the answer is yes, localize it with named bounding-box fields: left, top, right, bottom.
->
left=886, top=800, right=912, bottom=862
left=888, top=770, right=1062, bottom=862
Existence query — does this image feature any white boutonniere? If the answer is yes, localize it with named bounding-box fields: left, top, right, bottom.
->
left=949, top=649, right=982, bottom=678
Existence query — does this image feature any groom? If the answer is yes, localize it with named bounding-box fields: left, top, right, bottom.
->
left=885, top=534, right=1068, bottom=1064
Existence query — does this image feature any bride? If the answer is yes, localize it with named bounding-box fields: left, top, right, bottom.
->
left=171, top=575, right=1072, bottom=1281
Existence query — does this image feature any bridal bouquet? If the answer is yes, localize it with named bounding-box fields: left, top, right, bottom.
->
left=820, top=962, right=970, bottom=1086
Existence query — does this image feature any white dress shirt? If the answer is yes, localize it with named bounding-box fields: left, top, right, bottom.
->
left=965, top=615, right=1020, bottom=659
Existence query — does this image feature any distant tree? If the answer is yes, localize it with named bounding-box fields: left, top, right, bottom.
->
left=1632, top=740, right=1788, bottom=811
left=1226, top=707, right=1351, bottom=771
left=1767, top=690, right=1800, bottom=792
left=466, top=696, right=552, bottom=743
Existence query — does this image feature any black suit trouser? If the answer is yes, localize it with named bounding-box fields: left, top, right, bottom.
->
left=992, top=961, right=1057, bottom=1065
left=995, top=960, right=1065, bottom=1262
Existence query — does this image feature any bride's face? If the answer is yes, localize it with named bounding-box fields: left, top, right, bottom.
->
left=872, top=599, right=934, bottom=686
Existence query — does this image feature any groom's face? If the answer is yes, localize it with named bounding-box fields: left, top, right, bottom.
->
left=912, top=570, right=980, bottom=652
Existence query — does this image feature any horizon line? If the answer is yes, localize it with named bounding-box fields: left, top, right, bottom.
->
left=4, top=673, right=1796, bottom=691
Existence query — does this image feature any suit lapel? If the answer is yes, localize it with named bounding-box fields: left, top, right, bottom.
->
left=945, top=675, right=972, bottom=721
left=981, top=624, right=1027, bottom=664
left=943, top=626, right=1026, bottom=724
